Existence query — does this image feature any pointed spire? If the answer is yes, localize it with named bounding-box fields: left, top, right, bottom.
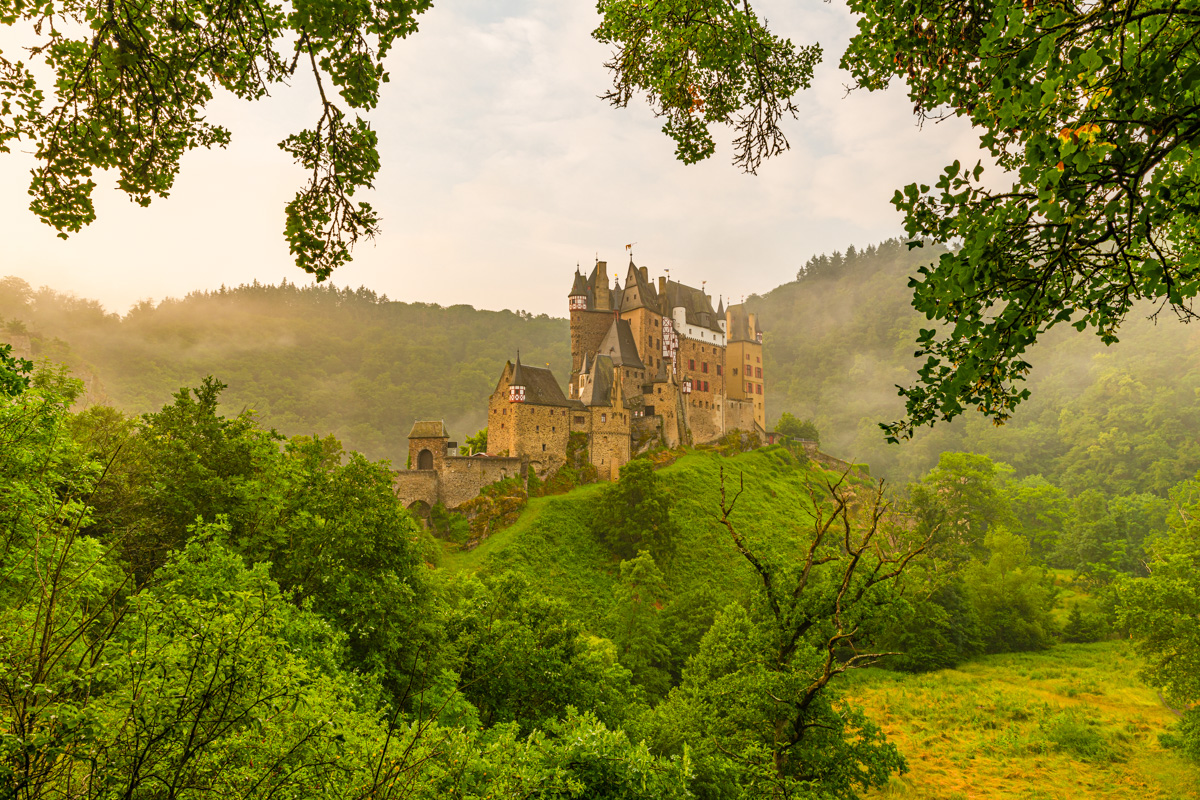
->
left=568, top=268, right=588, bottom=300
left=512, top=353, right=526, bottom=385
left=717, top=295, right=725, bottom=315
left=509, top=354, right=527, bottom=403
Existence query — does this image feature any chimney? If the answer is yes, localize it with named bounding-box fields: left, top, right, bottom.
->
left=596, top=261, right=610, bottom=310
left=639, top=266, right=648, bottom=284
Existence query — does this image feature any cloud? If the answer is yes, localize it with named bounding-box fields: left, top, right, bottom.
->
left=0, top=0, right=991, bottom=317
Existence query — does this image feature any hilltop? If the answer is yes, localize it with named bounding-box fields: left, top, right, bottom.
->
left=6, top=238, right=1200, bottom=492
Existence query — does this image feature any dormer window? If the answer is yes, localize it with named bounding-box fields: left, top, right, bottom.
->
left=509, top=384, right=526, bottom=403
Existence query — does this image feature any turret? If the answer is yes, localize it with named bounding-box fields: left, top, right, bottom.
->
left=568, top=269, right=588, bottom=311
left=509, top=356, right=527, bottom=403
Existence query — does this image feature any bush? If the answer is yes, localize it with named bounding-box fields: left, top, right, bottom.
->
left=591, top=459, right=677, bottom=561
left=1041, top=712, right=1124, bottom=763
left=1061, top=602, right=1109, bottom=643
left=774, top=412, right=819, bottom=444
left=458, top=477, right=527, bottom=540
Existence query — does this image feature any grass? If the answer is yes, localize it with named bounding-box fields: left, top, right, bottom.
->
left=439, top=444, right=847, bottom=630
left=846, top=642, right=1199, bottom=800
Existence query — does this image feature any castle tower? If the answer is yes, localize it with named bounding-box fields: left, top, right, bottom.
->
left=408, top=420, right=449, bottom=471
left=726, top=303, right=765, bottom=430
left=569, top=261, right=621, bottom=389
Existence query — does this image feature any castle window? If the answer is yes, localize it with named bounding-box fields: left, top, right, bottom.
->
left=552, top=426, right=555, bottom=432
left=542, top=443, right=547, bottom=451
left=733, top=368, right=738, bottom=376
left=757, top=356, right=761, bottom=362
left=702, top=362, right=708, bottom=373
left=756, top=384, right=763, bottom=395
left=575, top=415, right=585, bottom=424
left=756, top=367, right=762, bottom=378
left=717, top=365, right=723, bottom=376
left=602, top=413, right=607, bottom=423
left=746, top=382, right=752, bottom=393
left=536, top=425, right=539, bottom=432
left=688, top=359, right=695, bottom=370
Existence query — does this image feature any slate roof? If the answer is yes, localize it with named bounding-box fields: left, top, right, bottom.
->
left=664, top=279, right=722, bottom=332
left=580, top=354, right=615, bottom=407
left=500, top=357, right=572, bottom=407
left=568, top=269, right=588, bottom=298
left=596, top=318, right=645, bottom=369
left=408, top=420, right=448, bottom=439
left=620, top=259, right=659, bottom=312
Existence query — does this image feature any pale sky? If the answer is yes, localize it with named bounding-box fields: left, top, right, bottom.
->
left=0, top=0, right=985, bottom=317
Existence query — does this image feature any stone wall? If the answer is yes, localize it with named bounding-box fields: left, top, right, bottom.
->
left=570, top=309, right=615, bottom=377
left=684, top=400, right=724, bottom=444
left=508, top=403, right=571, bottom=472
left=589, top=404, right=632, bottom=480
left=408, top=436, right=447, bottom=472
left=725, top=398, right=758, bottom=436
left=678, top=337, right=726, bottom=404
left=631, top=414, right=663, bottom=452
left=394, top=470, right=439, bottom=511
left=439, top=456, right=524, bottom=508
left=394, top=456, right=526, bottom=512
left=621, top=306, right=666, bottom=374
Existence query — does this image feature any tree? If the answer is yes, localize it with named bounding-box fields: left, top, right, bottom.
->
left=1, top=0, right=431, bottom=277
left=464, top=427, right=488, bottom=456
left=909, top=452, right=1014, bottom=556
left=592, top=458, right=678, bottom=562
left=638, top=470, right=926, bottom=798
left=607, top=551, right=672, bottom=698
left=0, top=342, right=31, bottom=398
left=1114, top=489, right=1200, bottom=747
left=443, top=572, right=635, bottom=732
left=593, top=0, right=819, bottom=173
left=774, top=412, right=819, bottom=444
left=597, top=0, right=1200, bottom=438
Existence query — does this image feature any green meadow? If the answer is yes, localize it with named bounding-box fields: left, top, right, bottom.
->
left=849, top=643, right=1197, bottom=800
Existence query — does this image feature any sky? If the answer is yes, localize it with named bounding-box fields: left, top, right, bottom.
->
left=0, top=0, right=987, bottom=318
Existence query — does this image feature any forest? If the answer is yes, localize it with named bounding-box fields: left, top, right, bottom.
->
left=2, top=241, right=1199, bottom=797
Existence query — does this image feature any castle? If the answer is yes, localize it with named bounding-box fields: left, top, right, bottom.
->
left=394, top=258, right=765, bottom=512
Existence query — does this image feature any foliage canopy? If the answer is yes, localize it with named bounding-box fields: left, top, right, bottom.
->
left=0, top=0, right=431, bottom=277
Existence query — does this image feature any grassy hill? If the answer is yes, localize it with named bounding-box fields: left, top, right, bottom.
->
left=442, top=445, right=849, bottom=630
